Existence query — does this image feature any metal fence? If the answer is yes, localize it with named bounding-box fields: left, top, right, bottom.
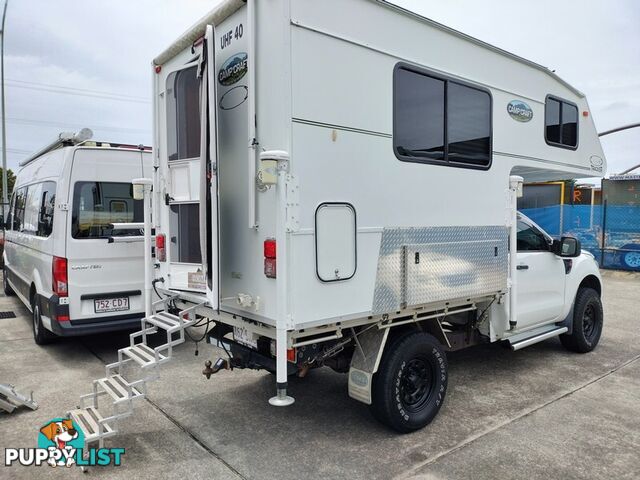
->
left=520, top=178, right=640, bottom=271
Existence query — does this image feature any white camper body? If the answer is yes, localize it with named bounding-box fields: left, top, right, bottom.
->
left=3, top=132, right=152, bottom=344
left=149, top=0, right=606, bottom=429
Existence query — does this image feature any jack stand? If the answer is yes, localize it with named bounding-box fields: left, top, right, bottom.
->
left=269, top=384, right=294, bottom=407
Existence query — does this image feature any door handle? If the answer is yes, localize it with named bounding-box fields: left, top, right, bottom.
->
left=517, top=265, right=529, bottom=270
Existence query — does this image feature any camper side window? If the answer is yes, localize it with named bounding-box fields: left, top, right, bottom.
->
left=394, top=65, right=492, bottom=169
left=545, top=96, right=578, bottom=149
left=166, top=66, right=201, bottom=161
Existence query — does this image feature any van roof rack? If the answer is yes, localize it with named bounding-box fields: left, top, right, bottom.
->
left=18, top=128, right=151, bottom=168
left=19, top=128, right=93, bottom=168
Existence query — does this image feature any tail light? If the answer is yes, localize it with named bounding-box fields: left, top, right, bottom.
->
left=52, top=256, right=68, bottom=297
left=156, top=234, right=166, bottom=262
left=287, top=348, right=296, bottom=363
left=264, top=238, right=276, bottom=278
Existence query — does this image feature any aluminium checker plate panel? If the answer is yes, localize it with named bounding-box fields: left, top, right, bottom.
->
left=372, top=226, right=508, bottom=314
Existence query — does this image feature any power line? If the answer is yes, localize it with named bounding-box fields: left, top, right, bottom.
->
left=6, top=79, right=151, bottom=104
left=7, top=116, right=150, bottom=134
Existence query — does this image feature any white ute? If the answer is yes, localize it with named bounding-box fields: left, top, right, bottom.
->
left=70, top=0, right=606, bottom=442
left=3, top=129, right=152, bottom=345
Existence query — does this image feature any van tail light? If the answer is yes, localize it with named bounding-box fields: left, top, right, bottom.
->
left=287, top=348, right=296, bottom=363
left=156, top=234, right=166, bottom=262
left=52, top=256, right=68, bottom=297
left=264, top=238, right=276, bottom=278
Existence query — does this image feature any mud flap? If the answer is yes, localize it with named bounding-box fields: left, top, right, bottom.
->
left=348, top=327, right=389, bottom=405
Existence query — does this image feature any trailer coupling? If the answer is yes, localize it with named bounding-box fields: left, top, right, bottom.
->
left=202, top=358, right=230, bottom=379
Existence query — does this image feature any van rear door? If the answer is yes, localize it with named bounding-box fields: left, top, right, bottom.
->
left=65, top=148, right=150, bottom=322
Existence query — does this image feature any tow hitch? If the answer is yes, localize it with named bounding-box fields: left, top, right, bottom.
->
left=202, top=358, right=230, bottom=379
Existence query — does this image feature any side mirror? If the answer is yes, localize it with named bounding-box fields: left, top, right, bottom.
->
left=553, top=236, right=581, bottom=258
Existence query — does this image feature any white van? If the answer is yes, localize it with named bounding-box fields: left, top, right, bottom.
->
left=2, top=129, right=152, bottom=345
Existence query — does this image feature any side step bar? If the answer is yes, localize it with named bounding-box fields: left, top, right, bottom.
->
left=508, top=326, right=568, bottom=351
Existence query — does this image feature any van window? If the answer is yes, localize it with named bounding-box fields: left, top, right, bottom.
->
left=38, top=182, right=56, bottom=237
left=23, top=183, right=43, bottom=234
left=545, top=96, right=578, bottom=148
left=166, top=66, right=200, bottom=161
left=72, top=182, right=143, bottom=239
left=169, top=203, right=202, bottom=264
left=394, top=65, right=491, bottom=168
left=12, top=187, right=27, bottom=232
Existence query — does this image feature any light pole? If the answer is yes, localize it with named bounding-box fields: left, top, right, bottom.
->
left=0, top=0, right=8, bottom=221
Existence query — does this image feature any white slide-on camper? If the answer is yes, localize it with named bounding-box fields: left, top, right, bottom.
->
left=72, top=0, right=607, bottom=438
left=3, top=129, right=153, bottom=345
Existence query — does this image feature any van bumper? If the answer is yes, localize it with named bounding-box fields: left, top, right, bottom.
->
left=49, top=314, right=143, bottom=337
left=40, top=294, right=143, bottom=336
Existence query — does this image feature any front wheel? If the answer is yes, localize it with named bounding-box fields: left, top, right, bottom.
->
left=3, top=266, right=14, bottom=296
left=370, top=331, right=448, bottom=433
left=560, top=287, right=603, bottom=353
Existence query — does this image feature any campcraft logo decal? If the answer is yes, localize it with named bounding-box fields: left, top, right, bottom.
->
left=218, top=52, right=248, bottom=86
left=4, top=417, right=124, bottom=468
left=507, top=100, right=533, bottom=122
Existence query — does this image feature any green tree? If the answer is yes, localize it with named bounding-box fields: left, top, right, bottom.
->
left=0, top=167, right=16, bottom=203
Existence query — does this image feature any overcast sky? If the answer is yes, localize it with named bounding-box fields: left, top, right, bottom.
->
left=4, top=0, right=640, bottom=179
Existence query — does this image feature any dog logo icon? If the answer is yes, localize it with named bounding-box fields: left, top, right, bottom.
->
left=37, top=418, right=84, bottom=467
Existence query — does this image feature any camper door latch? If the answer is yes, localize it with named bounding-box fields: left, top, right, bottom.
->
left=58, top=203, right=69, bottom=211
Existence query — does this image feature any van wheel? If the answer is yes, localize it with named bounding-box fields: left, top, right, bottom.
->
left=370, top=332, right=447, bottom=433
left=32, top=298, right=54, bottom=345
left=560, top=288, right=603, bottom=353
left=3, top=266, right=14, bottom=296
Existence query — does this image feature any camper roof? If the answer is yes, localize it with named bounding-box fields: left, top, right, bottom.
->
left=153, top=0, right=583, bottom=97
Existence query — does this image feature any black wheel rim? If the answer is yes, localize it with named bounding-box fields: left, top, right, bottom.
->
left=583, top=303, right=598, bottom=340
left=400, top=357, right=435, bottom=413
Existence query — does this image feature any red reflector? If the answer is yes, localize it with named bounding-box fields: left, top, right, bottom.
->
left=264, top=258, right=276, bottom=278
left=287, top=348, right=296, bottom=363
left=52, top=256, right=68, bottom=297
left=156, top=234, right=166, bottom=262
left=582, top=111, right=589, bottom=117
left=155, top=65, right=162, bottom=74
left=56, top=315, right=70, bottom=323
left=264, top=238, right=276, bottom=259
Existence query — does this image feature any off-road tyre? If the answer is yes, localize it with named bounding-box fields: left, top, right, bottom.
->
left=370, top=331, right=448, bottom=433
left=560, top=287, right=603, bottom=353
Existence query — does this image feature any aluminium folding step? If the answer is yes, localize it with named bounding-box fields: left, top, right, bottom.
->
left=121, top=343, right=168, bottom=368
left=96, top=374, right=144, bottom=404
left=144, top=312, right=184, bottom=333
left=68, top=406, right=117, bottom=444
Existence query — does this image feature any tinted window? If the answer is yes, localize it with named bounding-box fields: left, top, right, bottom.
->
left=38, top=182, right=56, bottom=237
left=394, top=66, right=491, bottom=168
left=166, top=66, right=200, bottom=161
left=394, top=69, right=445, bottom=161
left=12, top=187, right=27, bottom=232
left=545, top=97, right=578, bottom=148
left=517, top=219, right=549, bottom=251
left=447, top=82, right=491, bottom=166
left=545, top=98, right=561, bottom=144
left=169, top=203, right=201, bottom=264
left=72, top=182, right=143, bottom=239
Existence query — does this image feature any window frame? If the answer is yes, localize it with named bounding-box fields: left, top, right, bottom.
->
left=165, top=63, right=201, bottom=163
left=544, top=94, right=579, bottom=151
left=168, top=202, right=202, bottom=265
left=516, top=214, right=553, bottom=252
left=393, top=62, right=493, bottom=171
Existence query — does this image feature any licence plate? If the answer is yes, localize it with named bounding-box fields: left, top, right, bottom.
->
left=233, top=326, right=258, bottom=349
left=94, top=297, right=130, bottom=314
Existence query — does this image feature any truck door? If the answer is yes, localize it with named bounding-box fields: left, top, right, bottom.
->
left=515, top=216, right=566, bottom=328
